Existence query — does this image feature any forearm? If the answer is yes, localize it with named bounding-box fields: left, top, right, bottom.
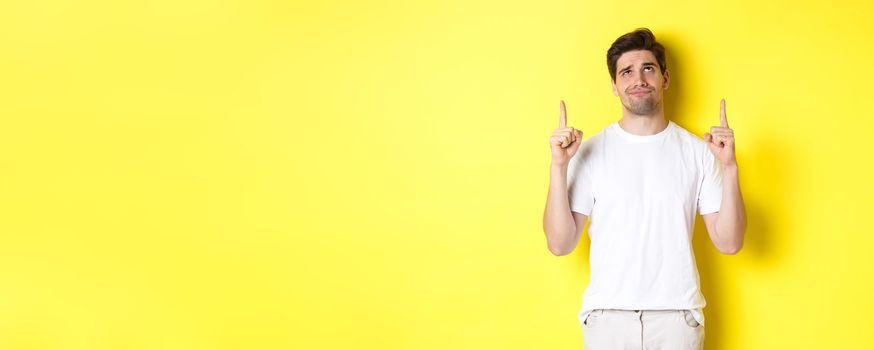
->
left=715, top=164, right=747, bottom=253
left=542, top=163, right=579, bottom=255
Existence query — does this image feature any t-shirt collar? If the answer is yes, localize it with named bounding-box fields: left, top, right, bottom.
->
left=611, top=120, right=674, bottom=142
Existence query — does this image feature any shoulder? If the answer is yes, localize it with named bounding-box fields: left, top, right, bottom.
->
left=576, top=125, right=610, bottom=155
left=569, top=125, right=609, bottom=166
left=670, top=122, right=709, bottom=153
left=669, top=122, right=720, bottom=171
left=671, top=122, right=704, bottom=143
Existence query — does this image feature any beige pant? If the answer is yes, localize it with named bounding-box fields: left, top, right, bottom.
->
left=581, top=309, right=704, bottom=350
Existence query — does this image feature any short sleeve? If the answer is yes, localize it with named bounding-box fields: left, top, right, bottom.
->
left=567, top=141, right=595, bottom=215
left=698, top=146, right=723, bottom=215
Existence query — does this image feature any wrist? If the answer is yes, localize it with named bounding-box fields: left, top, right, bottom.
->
left=550, top=161, right=569, bottom=171
left=721, top=162, right=738, bottom=173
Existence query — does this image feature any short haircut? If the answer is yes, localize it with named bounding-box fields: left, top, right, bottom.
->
left=606, top=28, right=667, bottom=82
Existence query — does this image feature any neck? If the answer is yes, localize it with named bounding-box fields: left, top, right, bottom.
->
left=618, top=110, right=668, bottom=136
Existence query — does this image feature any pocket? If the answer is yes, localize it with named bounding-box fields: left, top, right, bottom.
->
left=583, top=310, right=600, bottom=328
left=682, top=310, right=701, bottom=328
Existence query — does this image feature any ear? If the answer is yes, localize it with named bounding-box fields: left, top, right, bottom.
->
left=611, top=79, right=619, bottom=96
left=662, top=69, right=670, bottom=90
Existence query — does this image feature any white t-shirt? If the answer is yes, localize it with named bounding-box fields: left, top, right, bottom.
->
left=567, top=120, right=722, bottom=327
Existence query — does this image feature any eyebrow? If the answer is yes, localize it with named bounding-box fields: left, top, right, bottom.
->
left=619, top=62, right=658, bottom=73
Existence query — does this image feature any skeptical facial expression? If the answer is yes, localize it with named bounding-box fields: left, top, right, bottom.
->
left=611, top=50, right=670, bottom=116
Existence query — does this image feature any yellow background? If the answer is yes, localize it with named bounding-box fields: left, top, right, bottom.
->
left=1, top=0, right=872, bottom=349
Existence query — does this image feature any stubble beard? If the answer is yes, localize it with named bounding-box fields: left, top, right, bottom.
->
left=623, top=94, right=660, bottom=116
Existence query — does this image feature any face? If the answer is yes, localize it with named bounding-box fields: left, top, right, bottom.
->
left=611, top=50, right=670, bottom=116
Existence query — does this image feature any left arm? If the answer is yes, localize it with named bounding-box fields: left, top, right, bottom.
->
left=702, top=164, right=746, bottom=254
left=702, top=99, right=747, bottom=255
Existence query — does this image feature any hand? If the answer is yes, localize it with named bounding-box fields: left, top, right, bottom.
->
left=704, top=98, right=737, bottom=167
left=550, top=100, right=583, bottom=166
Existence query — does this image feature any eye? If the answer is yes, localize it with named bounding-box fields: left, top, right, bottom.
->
left=621, top=70, right=629, bottom=76
left=644, top=66, right=654, bottom=71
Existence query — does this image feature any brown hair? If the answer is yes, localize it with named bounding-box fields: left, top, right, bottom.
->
left=607, top=28, right=667, bottom=82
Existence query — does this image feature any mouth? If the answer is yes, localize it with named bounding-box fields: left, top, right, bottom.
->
left=629, top=90, right=651, bottom=97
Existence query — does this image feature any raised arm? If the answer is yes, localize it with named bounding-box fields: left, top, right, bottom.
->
left=543, top=100, right=588, bottom=256
left=702, top=99, right=747, bottom=254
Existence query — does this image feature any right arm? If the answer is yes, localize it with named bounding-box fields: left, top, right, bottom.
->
left=542, top=100, right=587, bottom=256
left=543, top=162, right=588, bottom=256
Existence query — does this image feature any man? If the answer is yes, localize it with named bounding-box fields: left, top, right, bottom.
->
left=542, top=28, right=746, bottom=349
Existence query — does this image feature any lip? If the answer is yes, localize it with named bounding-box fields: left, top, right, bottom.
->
left=629, top=90, right=651, bottom=96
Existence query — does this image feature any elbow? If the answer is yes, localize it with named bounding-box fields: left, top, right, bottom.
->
left=547, top=242, right=573, bottom=256
left=718, top=242, right=743, bottom=255
left=549, top=245, right=571, bottom=256
left=543, top=225, right=576, bottom=256
left=715, top=225, right=746, bottom=255
left=719, top=246, right=741, bottom=255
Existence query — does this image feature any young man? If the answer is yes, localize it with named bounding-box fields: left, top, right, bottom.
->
left=542, top=28, right=746, bottom=349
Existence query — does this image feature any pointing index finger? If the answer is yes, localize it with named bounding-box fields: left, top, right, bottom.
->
left=559, top=100, right=567, bottom=128
left=720, top=98, right=729, bottom=127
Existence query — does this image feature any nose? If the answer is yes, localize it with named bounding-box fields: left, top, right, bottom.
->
left=627, top=72, right=648, bottom=90
left=635, top=75, right=649, bottom=88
